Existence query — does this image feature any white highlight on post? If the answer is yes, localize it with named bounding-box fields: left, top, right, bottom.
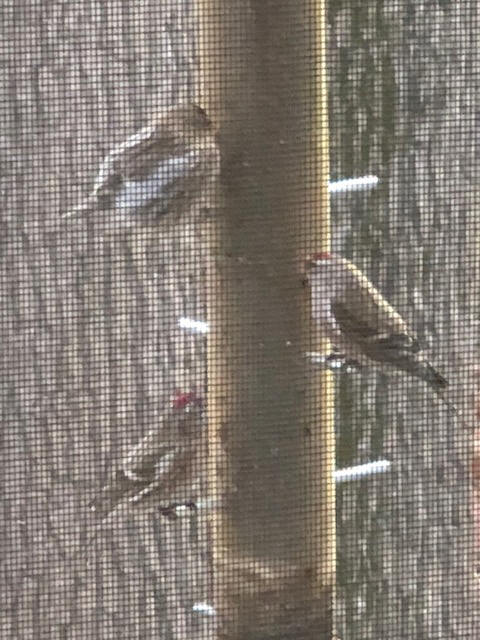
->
left=179, top=317, right=209, bottom=333
left=328, top=175, right=379, bottom=194
left=334, top=459, right=391, bottom=483
left=190, top=458, right=391, bottom=620
left=192, top=602, right=217, bottom=616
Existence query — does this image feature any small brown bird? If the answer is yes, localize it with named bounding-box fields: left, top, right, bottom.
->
left=63, top=102, right=219, bottom=230
left=89, top=390, right=206, bottom=520
left=307, top=252, right=455, bottom=409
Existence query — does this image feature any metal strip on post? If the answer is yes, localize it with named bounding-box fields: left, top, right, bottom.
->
left=196, top=1, right=334, bottom=638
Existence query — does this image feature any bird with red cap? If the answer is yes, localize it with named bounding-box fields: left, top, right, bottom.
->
left=88, top=390, right=206, bottom=520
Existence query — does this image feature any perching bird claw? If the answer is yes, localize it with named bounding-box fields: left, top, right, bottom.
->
left=158, top=500, right=198, bottom=519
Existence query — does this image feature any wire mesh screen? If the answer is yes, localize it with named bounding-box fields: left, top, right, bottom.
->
left=1, top=1, right=478, bottom=639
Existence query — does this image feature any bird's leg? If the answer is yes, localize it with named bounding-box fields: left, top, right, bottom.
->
left=158, top=500, right=198, bottom=519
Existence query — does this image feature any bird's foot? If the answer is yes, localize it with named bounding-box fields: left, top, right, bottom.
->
left=306, top=350, right=362, bottom=374
left=159, top=500, right=198, bottom=519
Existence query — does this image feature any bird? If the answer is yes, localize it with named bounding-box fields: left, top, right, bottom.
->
left=306, top=252, right=455, bottom=410
left=62, top=102, right=220, bottom=231
left=88, top=390, right=206, bottom=521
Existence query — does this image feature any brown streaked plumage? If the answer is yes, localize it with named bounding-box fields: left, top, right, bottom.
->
left=63, top=102, right=219, bottom=230
left=89, top=391, right=206, bottom=520
left=307, top=252, right=453, bottom=407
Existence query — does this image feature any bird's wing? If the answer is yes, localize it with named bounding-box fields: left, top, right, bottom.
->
left=331, top=299, right=453, bottom=396
left=87, top=444, right=179, bottom=520
left=91, top=124, right=168, bottom=195
left=122, top=443, right=175, bottom=483
left=331, top=300, right=379, bottom=339
left=152, top=146, right=218, bottom=197
left=113, top=145, right=219, bottom=214
left=332, top=300, right=421, bottom=364
left=87, top=468, right=146, bottom=520
left=127, top=446, right=190, bottom=504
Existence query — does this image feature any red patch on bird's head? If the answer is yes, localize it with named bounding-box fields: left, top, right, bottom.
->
left=311, top=251, right=331, bottom=261
left=172, top=391, right=203, bottom=410
left=305, top=251, right=331, bottom=270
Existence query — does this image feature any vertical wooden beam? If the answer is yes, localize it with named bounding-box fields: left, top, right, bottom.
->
left=196, top=1, right=334, bottom=638
left=310, top=0, right=336, bottom=602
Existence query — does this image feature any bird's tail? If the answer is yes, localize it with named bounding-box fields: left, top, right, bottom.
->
left=422, top=362, right=448, bottom=392
left=408, top=359, right=461, bottom=415
left=431, top=384, right=459, bottom=414
left=88, top=471, right=136, bottom=520
left=420, top=361, right=470, bottom=421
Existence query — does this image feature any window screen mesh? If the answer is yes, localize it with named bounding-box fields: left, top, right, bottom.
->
left=0, top=2, right=478, bottom=639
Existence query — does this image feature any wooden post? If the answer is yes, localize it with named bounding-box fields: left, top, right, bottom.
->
left=196, top=1, right=334, bottom=638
